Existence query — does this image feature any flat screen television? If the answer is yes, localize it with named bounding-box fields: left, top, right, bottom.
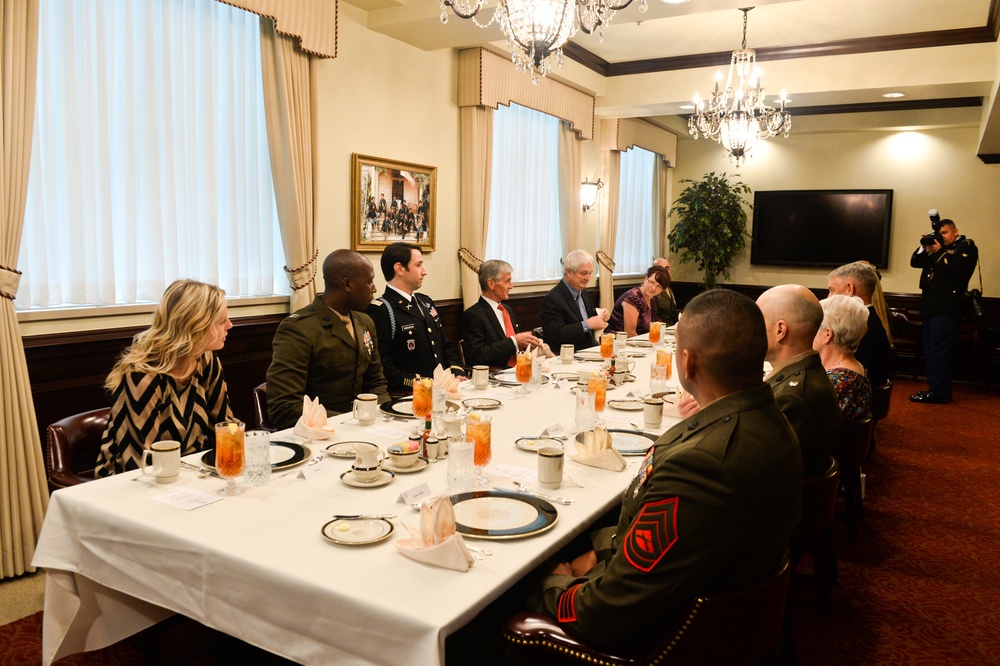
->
left=750, top=189, right=893, bottom=269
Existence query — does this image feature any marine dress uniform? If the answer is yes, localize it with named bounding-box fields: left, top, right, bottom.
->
left=767, top=350, right=843, bottom=477
left=539, top=384, right=802, bottom=646
left=366, top=287, right=463, bottom=392
left=266, top=296, right=390, bottom=430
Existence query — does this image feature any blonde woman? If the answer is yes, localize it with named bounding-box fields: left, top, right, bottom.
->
left=96, top=280, right=235, bottom=476
left=814, top=294, right=872, bottom=421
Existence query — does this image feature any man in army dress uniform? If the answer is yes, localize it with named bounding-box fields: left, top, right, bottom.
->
left=757, top=284, right=843, bottom=477
left=366, top=242, right=464, bottom=392
left=536, top=289, right=802, bottom=646
left=266, top=250, right=390, bottom=430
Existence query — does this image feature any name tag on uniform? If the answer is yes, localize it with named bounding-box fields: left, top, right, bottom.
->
left=401, top=323, right=416, bottom=332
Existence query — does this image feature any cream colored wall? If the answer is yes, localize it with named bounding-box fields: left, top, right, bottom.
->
left=668, top=124, right=1000, bottom=296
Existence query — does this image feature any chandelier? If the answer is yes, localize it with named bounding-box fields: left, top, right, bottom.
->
left=688, top=7, right=791, bottom=165
left=441, top=0, right=646, bottom=82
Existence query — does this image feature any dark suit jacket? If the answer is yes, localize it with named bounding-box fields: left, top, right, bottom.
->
left=540, top=280, right=598, bottom=351
left=768, top=351, right=843, bottom=478
left=909, top=237, right=979, bottom=316
left=856, top=306, right=892, bottom=387
left=461, top=297, right=522, bottom=368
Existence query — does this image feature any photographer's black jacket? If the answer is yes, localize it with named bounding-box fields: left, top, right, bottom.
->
left=910, top=236, right=979, bottom=316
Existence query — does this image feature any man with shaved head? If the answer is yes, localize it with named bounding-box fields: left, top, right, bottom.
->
left=757, top=284, right=843, bottom=476
left=266, top=249, right=390, bottom=429
left=536, top=289, right=801, bottom=646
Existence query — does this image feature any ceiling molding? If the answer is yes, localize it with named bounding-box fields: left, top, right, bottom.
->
left=564, top=0, right=1000, bottom=77
left=977, top=153, right=1000, bottom=163
left=788, top=97, right=984, bottom=117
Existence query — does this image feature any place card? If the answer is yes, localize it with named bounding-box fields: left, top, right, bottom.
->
left=541, top=423, right=566, bottom=437
left=398, top=482, right=433, bottom=506
left=151, top=487, right=223, bottom=510
left=294, top=460, right=334, bottom=480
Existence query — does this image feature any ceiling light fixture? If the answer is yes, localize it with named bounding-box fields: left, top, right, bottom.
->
left=883, top=92, right=905, bottom=98
left=441, top=0, right=646, bottom=82
left=688, top=7, right=791, bottom=166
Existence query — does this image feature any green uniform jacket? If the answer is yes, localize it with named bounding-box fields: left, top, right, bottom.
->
left=768, top=351, right=843, bottom=477
left=266, top=296, right=390, bottom=430
left=540, top=383, right=802, bottom=647
left=652, top=288, right=679, bottom=326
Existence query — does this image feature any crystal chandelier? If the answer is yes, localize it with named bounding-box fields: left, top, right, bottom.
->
left=441, top=0, right=646, bottom=83
left=688, top=7, right=791, bottom=166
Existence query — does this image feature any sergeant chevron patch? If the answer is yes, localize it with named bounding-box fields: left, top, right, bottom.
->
left=623, top=497, right=679, bottom=572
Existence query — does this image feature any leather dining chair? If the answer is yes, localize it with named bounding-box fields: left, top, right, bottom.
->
left=867, top=381, right=893, bottom=455
left=252, top=382, right=276, bottom=432
left=791, top=457, right=840, bottom=616
left=45, top=407, right=111, bottom=490
left=503, top=557, right=791, bottom=666
left=833, top=414, right=875, bottom=541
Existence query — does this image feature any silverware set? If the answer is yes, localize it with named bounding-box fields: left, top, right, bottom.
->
left=497, top=481, right=576, bottom=505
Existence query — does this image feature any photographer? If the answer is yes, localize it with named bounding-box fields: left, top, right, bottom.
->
left=909, top=213, right=979, bottom=404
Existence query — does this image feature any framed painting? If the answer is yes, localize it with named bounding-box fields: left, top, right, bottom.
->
left=351, top=154, right=437, bottom=252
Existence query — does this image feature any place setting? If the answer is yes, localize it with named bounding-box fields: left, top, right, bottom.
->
left=340, top=442, right=396, bottom=488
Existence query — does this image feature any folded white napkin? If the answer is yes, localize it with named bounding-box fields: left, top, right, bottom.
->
left=396, top=498, right=474, bottom=571
left=570, top=427, right=627, bottom=471
left=433, top=365, right=464, bottom=400
left=293, top=395, right=336, bottom=440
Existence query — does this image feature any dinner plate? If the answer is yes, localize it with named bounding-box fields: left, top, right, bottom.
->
left=550, top=372, right=579, bottom=382
left=321, top=518, right=394, bottom=546
left=379, top=397, right=460, bottom=418
left=324, top=441, right=377, bottom=458
left=491, top=370, right=551, bottom=387
left=515, top=437, right=564, bottom=452
left=462, top=397, right=502, bottom=410
left=340, top=469, right=395, bottom=488
left=201, top=441, right=309, bottom=471
left=574, top=429, right=655, bottom=456
left=627, top=340, right=653, bottom=348
left=449, top=491, right=558, bottom=540
left=607, top=399, right=644, bottom=411
left=573, top=350, right=608, bottom=362
left=383, top=457, right=429, bottom=474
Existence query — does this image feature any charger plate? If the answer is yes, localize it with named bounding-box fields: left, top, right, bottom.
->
left=491, top=370, right=551, bottom=387
left=321, top=518, right=394, bottom=546
left=201, top=441, right=309, bottom=471
left=449, top=491, right=558, bottom=540
left=379, top=397, right=461, bottom=418
left=574, top=429, right=655, bottom=456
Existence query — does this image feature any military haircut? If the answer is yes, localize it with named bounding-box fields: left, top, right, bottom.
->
left=380, top=242, right=421, bottom=281
left=323, top=249, right=366, bottom=291
left=681, top=289, right=767, bottom=389
left=758, top=285, right=824, bottom=340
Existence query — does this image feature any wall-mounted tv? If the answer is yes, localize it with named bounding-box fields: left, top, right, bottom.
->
left=750, top=189, right=893, bottom=269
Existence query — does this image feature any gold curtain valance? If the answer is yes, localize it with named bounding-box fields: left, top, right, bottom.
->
left=458, top=48, right=595, bottom=141
left=601, top=118, right=677, bottom=165
left=217, top=0, right=338, bottom=58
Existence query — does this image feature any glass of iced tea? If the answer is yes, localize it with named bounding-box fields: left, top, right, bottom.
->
left=515, top=351, right=533, bottom=394
left=600, top=333, right=615, bottom=360
left=649, top=321, right=662, bottom=346
left=215, top=420, right=246, bottom=496
left=656, top=348, right=673, bottom=381
left=588, top=375, right=607, bottom=425
left=412, top=377, right=433, bottom=419
left=466, top=411, right=492, bottom=485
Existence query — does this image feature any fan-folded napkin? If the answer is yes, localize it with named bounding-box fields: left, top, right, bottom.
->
left=293, top=395, right=336, bottom=440
left=571, top=427, right=627, bottom=471
left=433, top=365, right=464, bottom=400
left=395, top=498, right=474, bottom=571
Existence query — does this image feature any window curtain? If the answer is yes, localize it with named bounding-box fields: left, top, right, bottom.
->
left=259, top=16, right=317, bottom=311
left=654, top=156, right=668, bottom=259
left=613, top=147, right=657, bottom=275
left=598, top=150, right=621, bottom=312
left=1, top=0, right=48, bottom=579
left=558, top=121, right=582, bottom=255
left=459, top=106, right=493, bottom=309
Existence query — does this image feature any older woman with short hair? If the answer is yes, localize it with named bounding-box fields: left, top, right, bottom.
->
left=814, top=294, right=872, bottom=420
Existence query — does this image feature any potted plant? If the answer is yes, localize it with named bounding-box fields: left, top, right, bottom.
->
left=667, top=172, right=752, bottom=289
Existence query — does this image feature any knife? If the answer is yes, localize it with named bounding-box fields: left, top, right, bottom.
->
left=496, top=486, right=575, bottom=505
left=180, top=461, right=221, bottom=478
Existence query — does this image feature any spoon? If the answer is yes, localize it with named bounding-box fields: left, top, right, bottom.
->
left=280, top=455, right=322, bottom=477
left=512, top=481, right=576, bottom=504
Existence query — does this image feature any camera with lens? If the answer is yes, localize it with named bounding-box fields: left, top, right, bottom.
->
left=920, top=209, right=944, bottom=246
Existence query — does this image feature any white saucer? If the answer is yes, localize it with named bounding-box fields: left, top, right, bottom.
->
left=383, top=458, right=429, bottom=474
left=340, top=469, right=395, bottom=488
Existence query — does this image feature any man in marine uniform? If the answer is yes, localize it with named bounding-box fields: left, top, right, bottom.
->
left=535, top=289, right=802, bottom=646
left=266, top=250, right=390, bottom=430
left=828, top=261, right=892, bottom=386
left=757, top=284, right=843, bottom=477
left=366, top=242, right=464, bottom=392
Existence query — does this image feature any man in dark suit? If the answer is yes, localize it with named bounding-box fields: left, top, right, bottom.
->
left=539, top=249, right=610, bottom=351
left=757, top=284, right=843, bottom=477
left=461, top=260, right=542, bottom=368
left=828, top=261, right=892, bottom=386
left=366, top=242, right=464, bottom=392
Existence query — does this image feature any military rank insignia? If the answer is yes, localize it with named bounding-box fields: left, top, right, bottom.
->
left=623, top=497, right=679, bottom=572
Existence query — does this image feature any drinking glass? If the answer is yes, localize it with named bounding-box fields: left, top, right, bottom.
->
left=575, top=389, right=596, bottom=431
left=466, top=412, right=492, bottom=485
left=649, top=321, right=662, bottom=346
left=656, top=348, right=673, bottom=381
left=600, top=333, right=615, bottom=360
left=243, top=430, right=272, bottom=487
left=412, top=377, right=433, bottom=419
left=528, top=356, right=544, bottom=392
left=215, top=420, right=246, bottom=496
left=447, top=436, right=476, bottom=492
left=649, top=363, right=668, bottom=396
left=588, top=375, right=607, bottom=425
left=515, top=351, right=533, bottom=394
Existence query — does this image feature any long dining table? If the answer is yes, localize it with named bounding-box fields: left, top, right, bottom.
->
left=32, top=335, right=683, bottom=665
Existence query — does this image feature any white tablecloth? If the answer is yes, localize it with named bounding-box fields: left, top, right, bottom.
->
left=32, top=341, right=682, bottom=665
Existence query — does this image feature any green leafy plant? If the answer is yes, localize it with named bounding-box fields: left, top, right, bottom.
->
left=667, top=172, right=752, bottom=290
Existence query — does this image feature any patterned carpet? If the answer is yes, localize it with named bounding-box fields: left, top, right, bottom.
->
left=2, top=378, right=998, bottom=665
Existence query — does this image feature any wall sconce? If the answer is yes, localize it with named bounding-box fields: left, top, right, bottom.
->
left=581, top=178, right=604, bottom=212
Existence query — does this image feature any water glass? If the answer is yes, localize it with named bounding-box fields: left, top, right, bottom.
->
left=243, top=430, right=272, bottom=487
left=649, top=363, right=668, bottom=396
left=447, top=436, right=476, bottom=492
left=432, top=386, right=447, bottom=415
left=575, top=390, right=596, bottom=431
left=528, top=357, right=544, bottom=392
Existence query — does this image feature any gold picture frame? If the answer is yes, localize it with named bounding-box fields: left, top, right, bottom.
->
left=351, top=154, right=437, bottom=252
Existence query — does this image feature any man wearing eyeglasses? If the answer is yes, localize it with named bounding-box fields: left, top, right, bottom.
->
left=539, top=249, right=610, bottom=351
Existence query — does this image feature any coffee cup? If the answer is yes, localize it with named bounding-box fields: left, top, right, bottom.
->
left=141, top=440, right=180, bottom=484
left=472, top=365, right=490, bottom=390
left=388, top=444, right=419, bottom=469
left=560, top=344, right=574, bottom=364
left=537, top=446, right=564, bottom=489
left=350, top=464, right=382, bottom=483
left=353, top=393, right=378, bottom=426
left=643, top=397, right=664, bottom=429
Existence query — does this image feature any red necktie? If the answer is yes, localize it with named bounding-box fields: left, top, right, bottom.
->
left=499, top=304, right=516, bottom=367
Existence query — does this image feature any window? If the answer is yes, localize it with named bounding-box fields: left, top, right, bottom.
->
left=18, top=0, right=286, bottom=311
left=613, top=146, right=657, bottom=275
left=485, top=103, right=563, bottom=282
